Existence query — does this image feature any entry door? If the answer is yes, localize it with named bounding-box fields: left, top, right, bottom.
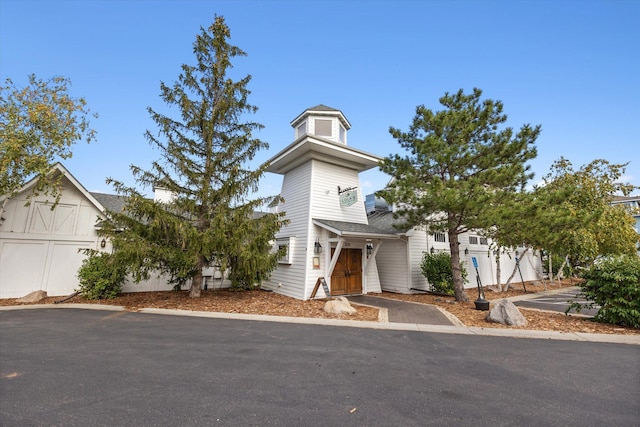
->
left=330, top=248, right=363, bottom=295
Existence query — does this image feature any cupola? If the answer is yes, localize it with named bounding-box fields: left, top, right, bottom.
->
left=290, top=104, right=351, bottom=145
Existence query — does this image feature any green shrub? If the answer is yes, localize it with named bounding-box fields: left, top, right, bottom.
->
left=77, top=252, right=127, bottom=299
left=569, top=254, right=640, bottom=327
left=421, top=251, right=467, bottom=296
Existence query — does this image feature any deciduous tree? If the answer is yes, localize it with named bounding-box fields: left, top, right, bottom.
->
left=0, top=74, right=96, bottom=217
left=378, top=88, right=539, bottom=302
left=534, top=158, right=638, bottom=267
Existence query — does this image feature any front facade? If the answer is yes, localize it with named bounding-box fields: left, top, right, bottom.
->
left=262, top=105, right=543, bottom=300
left=0, top=164, right=223, bottom=298
left=0, top=164, right=107, bottom=298
left=262, top=105, right=400, bottom=300
left=1, top=106, right=547, bottom=301
left=367, top=210, right=543, bottom=295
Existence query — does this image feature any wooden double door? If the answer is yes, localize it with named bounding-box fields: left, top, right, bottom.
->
left=330, top=248, right=362, bottom=295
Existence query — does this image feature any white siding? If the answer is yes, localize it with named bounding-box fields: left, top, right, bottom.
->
left=265, top=158, right=378, bottom=300
left=364, top=256, right=382, bottom=293
left=303, top=160, right=371, bottom=298
left=407, top=229, right=429, bottom=291
left=463, top=251, right=495, bottom=289
left=262, top=161, right=312, bottom=299
left=0, top=176, right=104, bottom=298
left=376, top=239, right=410, bottom=293
left=310, top=160, right=368, bottom=224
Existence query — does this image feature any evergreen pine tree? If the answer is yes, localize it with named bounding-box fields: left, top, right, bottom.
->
left=379, top=88, right=539, bottom=302
left=101, top=16, right=284, bottom=297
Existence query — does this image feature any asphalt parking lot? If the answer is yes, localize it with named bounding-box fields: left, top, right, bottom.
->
left=513, top=287, right=600, bottom=317
left=1, top=308, right=638, bottom=426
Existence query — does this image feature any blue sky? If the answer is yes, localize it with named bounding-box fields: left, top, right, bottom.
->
left=2, top=0, right=639, bottom=198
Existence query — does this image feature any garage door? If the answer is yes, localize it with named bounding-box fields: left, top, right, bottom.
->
left=0, top=239, right=92, bottom=298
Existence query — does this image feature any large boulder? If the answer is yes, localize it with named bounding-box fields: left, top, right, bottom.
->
left=16, top=290, right=48, bottom=303
left=323, top=296, right=357, bottom=315
left=486, top=299, right=527, bottom=326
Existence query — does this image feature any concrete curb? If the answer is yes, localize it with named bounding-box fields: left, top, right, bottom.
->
left=503, top=286, right=582, bottom=302
left=0, top=303, right=125, bottom=312
left=2, top=303, right=638, bottom=345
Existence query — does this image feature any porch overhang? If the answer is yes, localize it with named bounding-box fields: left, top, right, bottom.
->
left=312, top=218, right=404, bottom=239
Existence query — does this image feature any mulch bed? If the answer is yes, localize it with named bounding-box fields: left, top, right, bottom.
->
left=2, top=279, right=638, bottom=335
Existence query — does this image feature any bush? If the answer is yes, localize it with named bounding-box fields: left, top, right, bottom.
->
left=77, top=252, right=127, bottom=299
left=569, top=254, right=640, bottom=327
left=421, top=251, right=467, bottom=296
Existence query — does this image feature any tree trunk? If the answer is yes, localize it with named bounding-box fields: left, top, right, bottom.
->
left=448, top=231, right=469, bottom=303
left=189, top=258, right=205, bottom=298
left=556, top=255, right=569, bottom=281
left=495, top=248, right=502, bottom=292
left=503, top=247, right=530, bottom=292
left=0, top=198, right=8, bottom=228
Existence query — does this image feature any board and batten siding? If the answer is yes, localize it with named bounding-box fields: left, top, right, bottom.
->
left=407, top=229, right=429, bottom=291
left=262, top=161, right=313, bottom=299
left=376, top=239, right=409, bottom=293
left=0, top=178, right=103, bottom=298
left=364, top=256, right=382, bottom=294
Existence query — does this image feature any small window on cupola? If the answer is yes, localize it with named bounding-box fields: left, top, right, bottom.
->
left=339, top=125, right=346, bottom=143
left=296, top=121, right=307, bottom=138
left=315, top=119, right=332, bottom=137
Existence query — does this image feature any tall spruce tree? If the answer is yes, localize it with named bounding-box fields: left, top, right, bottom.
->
left=101, top=16, right=284, bottom=297
left=378, top=88, right=539, bottom=302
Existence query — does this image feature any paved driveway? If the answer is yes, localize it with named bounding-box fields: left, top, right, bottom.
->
left=512, top=287, right=600, bottom=317
left=1, top=308, right=638, bottom=426
left=348, top=295, right=457, bottom=325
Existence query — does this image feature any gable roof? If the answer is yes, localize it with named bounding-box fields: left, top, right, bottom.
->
left=312, top=217, right=404, bottom=239
left=90, top=192, right=127, bottom=213
left=1, top=162, right=107, bottom=215
left=290, top=104, right=351, bottom=129
left=366, top=210, right=411, bottom=234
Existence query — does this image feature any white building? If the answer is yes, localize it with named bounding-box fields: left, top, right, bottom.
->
left=261, top=105, right=403, bottom=300
left=262, top=105, right=542, bottom=300
left=0, top=106, right=542, bottom=300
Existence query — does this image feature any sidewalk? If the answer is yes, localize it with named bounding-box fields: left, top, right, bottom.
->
left=348, top=295, right=463, bottom=326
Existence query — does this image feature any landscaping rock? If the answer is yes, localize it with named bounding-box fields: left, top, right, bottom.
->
left=486, top=299, right=527, bottom=326
left=323, top=296, right=357, bottom=315
left=16, top=290, right=48, bottom=303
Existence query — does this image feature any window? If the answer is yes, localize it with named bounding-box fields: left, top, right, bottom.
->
left=276, top=237, right=293, bottom=264
left=469, top=236, right=478, bottom=245
left=296, top=121, right=307, bottom=138
left=479, top=237, right=488, bottom=245
left=315, top=119, right=332, bottom=137
left=433, top=232, right=446, bottom=243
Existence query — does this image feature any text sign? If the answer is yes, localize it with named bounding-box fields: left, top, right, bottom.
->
left=472, top=257, right=478, bottom=269
left=338, top=185, right=358, bottom=207
left=339, top=190, right=357, bottom=207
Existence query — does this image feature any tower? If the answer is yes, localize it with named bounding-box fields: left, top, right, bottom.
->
left=263, top=105, right=391, bottom=300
